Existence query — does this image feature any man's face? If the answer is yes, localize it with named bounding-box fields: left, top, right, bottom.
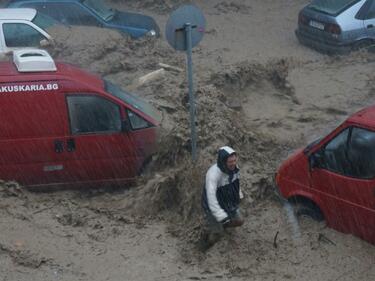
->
left=226, top=154, right=237, bottom=171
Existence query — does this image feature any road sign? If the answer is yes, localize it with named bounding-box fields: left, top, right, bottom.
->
left=166, top=5, right=206, bottom=51
left=165, top=5, right=206, bottom=161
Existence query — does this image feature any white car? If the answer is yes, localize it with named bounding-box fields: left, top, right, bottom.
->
left=0, top=8, right=55, bottom=54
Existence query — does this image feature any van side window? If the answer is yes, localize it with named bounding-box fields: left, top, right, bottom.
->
left=127, top=109, right=151, bottom=130
left=321, top=127, right=375, bottom=179
left=322, top=128, right=350, bottom=175
left=348, top=127, right=375, bottom=179
left=3, top=23, right=46, bottom=47
left=67, top=95, right=121, bottom=134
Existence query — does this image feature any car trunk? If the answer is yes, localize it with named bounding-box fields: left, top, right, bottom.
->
left=308, top=0, right=361, bottom=16
left=298, top=7, right=342, bottom=44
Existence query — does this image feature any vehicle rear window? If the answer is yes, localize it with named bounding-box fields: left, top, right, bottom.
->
left=309, top=0, right=361, bottom=15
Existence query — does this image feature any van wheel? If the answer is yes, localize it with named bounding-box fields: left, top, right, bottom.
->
left=294, top=202, right=324, bottom=222
left=352, top=40, right=372, bottom=51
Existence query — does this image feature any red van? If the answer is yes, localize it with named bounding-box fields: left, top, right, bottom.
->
left=276, top=106, right=375, bottom=244
left=0, top=49, right=161, bottom=188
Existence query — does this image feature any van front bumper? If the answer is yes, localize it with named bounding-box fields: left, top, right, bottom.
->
left=274, top=172, right=288, bottom=202
left=295, top=29, right=351, bottom=55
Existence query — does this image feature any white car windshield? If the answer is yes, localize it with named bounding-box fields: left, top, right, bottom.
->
left=309, top=0, right=361, bottom=15
left=82, top=0, right=115, bottom=21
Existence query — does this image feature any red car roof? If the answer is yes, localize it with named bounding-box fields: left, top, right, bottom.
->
left=347, top=105, right=375, bottom=128
left=0, top=60, right=104, bottom=91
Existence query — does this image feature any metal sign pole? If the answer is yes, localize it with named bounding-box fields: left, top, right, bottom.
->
left=165, top=5, right=205, bottom=162
left=185, top=23, right=197, bottom=162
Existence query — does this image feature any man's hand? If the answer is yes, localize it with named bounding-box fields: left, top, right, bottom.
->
left=222, top=218, right=244, bottom=228
left=220, top=217, right=231, bottom=225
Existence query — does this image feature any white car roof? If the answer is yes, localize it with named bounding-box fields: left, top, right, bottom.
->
left=0, top=8, right=37, bottom=21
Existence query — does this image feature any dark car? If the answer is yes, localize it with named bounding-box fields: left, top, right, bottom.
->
left=6, top=0, right=160, bottom=38
left=296, top=0, right=375, bottom=54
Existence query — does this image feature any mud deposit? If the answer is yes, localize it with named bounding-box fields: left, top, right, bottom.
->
left=1, top=0, right=375, bottom=280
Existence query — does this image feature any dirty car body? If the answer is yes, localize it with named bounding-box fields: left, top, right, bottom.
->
left=0, top=49, right=160, bottom=189
left=276, top=105, right=375, bottom=244
left=7, top=0, right=160, bottom=38
left=295, top=0, right=375, bottom=54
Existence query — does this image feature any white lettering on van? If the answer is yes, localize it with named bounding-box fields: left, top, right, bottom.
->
left=0, top=83, right=59, bottom=93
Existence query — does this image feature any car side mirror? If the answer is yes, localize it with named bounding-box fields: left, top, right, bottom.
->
left=40, top=38, right=53, bottom=47
left=121, top=120, right=131, bottom=132
left=309, top=150, right=324, bottom=171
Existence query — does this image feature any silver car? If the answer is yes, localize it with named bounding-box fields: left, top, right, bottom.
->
left=296, top=0, right=375, bottom=54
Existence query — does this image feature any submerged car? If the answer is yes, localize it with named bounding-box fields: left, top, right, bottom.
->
left=295, top=0, right=375, bottom=54
left=0, top=49, right=161, bottom=188
left=6, top=0, right=160, bottom=38
left=276, top=106, right=375, bottom=244
left=0, top=8, right=55, bottom=54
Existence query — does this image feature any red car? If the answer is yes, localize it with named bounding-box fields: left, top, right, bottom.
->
left=0, top=49, right=160, bottom=188
left=276, top=106, right=375, bottom=244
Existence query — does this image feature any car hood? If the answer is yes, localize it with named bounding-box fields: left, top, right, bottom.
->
left=278, top=148, right=305, bottom=171
left=108, top=11, right=160, bottom=36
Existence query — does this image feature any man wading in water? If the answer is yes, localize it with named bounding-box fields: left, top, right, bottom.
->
left=200, top=146, right=244, bottom=250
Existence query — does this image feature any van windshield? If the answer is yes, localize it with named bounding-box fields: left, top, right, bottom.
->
left=104, top=80, right=162, bottom=123
left=82, top=0, right=115, bottom=21
left=309, top=0, right=361, bottom=15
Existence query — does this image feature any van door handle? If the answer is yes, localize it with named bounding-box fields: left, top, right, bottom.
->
left=67, top=138, right=76, bottom=152
left=54, top=140, right=64, bottom=153
left=367, top=24, right=374, bottom=28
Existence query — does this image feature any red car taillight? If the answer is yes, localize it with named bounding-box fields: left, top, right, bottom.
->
left=325, top=23, right=341, bottom=35
left=298, top=13, right=309, bottom=25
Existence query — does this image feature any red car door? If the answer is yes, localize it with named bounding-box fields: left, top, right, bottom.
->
left=310, top=126, right=375, bottom=243
left=60, top=94, right=140, bottom=187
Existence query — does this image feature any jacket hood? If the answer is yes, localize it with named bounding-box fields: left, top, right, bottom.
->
left=217, top=146, right=237, bottom=175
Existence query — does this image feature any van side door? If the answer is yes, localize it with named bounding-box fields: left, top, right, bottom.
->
left=125, top=108, right=158, bottom=163
left=0, top=80, right=67, bottom=187
left=62, top=94, right=138, bottom=186
left=310, top=126, right=375, bottom=243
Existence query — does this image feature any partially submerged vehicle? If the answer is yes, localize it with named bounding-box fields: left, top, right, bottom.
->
left=0, top=8, right=55, bottom=54
left=295, top=0, right=375, bottom=54
left=0, top=49, right=161, bottom=188
left=7, top=0, right=160, bottom=38
left=276, top=105, right=375, bottom=244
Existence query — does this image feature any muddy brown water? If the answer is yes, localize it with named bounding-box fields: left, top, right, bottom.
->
left=1, top=0, right=375, bottom=280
